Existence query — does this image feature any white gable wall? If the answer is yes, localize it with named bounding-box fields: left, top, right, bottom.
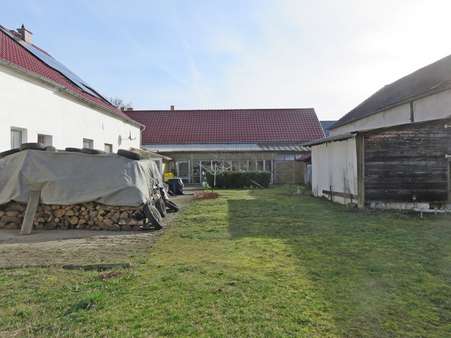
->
left=413, top=89, right=451, bottom=122
left=331, top=88, right=451, bottom=135
left=311, top=137, right=358, bottom=205
left=0, top=65, right=141, bottom=152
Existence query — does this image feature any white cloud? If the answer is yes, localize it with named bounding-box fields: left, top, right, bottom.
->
left=201, top=0, right=451, bottom=120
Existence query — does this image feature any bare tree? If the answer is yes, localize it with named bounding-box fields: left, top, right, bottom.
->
left=109, top=97, right=133, bottom=110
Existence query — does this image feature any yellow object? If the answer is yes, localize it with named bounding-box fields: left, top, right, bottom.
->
left=164, top=172, right=175, bottom=182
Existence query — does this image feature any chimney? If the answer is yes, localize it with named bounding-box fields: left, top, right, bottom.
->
left=170, top=105, right=175, bottom=111
left=17, top=24, right=32, bottom=43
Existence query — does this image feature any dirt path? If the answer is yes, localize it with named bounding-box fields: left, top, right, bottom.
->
left=0, top=194, right=193, bottom=268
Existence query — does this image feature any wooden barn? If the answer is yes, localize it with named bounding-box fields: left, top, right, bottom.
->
left=309, top=54, right=451, bottom=210
left=308, top=117, right=451, bottom=209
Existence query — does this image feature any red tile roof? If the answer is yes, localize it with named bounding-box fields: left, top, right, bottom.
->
left=125, top=108, right=325, bottom=145
left=0, top=26, right=138, bottom=126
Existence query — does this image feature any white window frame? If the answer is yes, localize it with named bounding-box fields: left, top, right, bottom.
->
left=37, top=134, right=53, bottom=147
left=83, top=138, right=94, bottom=149
left=10, top=127, right=27, bottom=149
left=104, top=143, right=113, bottom=153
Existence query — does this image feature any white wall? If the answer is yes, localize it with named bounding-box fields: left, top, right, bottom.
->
left=0, top=65, right=141, bottom=152
left=331, top=89, right=451, bottom=135
left=414, top=89, right=451, bottom=122
left=311, top=137, right=358, bottom=205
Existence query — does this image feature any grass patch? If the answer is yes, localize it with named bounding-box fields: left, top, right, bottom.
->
left=0, top=186, right=450, bottom=337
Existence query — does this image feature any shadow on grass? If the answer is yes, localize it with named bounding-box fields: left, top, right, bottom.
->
left=227, top=188, right=451, bottom=337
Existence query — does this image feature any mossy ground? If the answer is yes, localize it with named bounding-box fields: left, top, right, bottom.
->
left=1, top=187, right=450, bottom=337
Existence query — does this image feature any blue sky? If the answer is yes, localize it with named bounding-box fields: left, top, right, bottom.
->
left=2, top=0, right=451, bottom=120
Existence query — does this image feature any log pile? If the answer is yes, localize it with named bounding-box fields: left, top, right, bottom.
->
left=0, top=202, right=144, bottom=231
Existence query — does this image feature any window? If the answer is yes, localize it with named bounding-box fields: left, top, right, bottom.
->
left=192, top=161, right=200, bottom=183
left=104, top=143, right=113, bottom=153
left=232, top=161, right=240, bottom=171
left=240, top=160, right=249, bottom=171
left=83, top=138, right=94, bottom=149
left=249, top=161, right=256, bottom=171
left=265, top=160, right=273, bottom=172
left=212, top=160, right=223, bottom=171
left=223, top=161, right=232, bottom=171
left=201, top=160, right=212, bottom=172
left=37, top=134, right=53, bottom=147
left=10, top=127, right=27, bottom=149
left=177, top=161, right=189, bottom=179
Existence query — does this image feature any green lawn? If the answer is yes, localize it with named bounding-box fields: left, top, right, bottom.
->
left=1, top=187, right=451, bottom=337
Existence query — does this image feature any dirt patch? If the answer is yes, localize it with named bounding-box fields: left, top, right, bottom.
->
left=193, top=191, right=219, bottom=200
left=0, top=194, right=194, bottom=268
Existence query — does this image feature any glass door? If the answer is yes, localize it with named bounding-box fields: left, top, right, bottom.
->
left=191, top=161, right=201, bottom=184
left=176, top=161, right=190, bottom=183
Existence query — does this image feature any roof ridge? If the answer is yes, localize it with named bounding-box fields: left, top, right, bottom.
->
left=125, top=107, right=325, bottom=145
left=0, top=26, right=109, bottom=104
left=129, top=107, right=315, bottom=113
left=333, top=53, right=451, bottom=129
left=0, top=26, right=139, bottom=127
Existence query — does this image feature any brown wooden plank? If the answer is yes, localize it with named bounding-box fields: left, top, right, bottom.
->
left=356, top=134, right=365, bottom=208
left=20, top=189, right=41, bottom=235
left=363, top=119, right=450, bottom=203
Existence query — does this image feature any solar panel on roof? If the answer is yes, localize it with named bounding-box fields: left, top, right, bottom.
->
left=19, top=41, right=107, bottom=101
left=0, top=25, right=108, bottom=101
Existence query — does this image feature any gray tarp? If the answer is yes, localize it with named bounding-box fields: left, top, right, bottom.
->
left=0, top=150, right=162, bottom=207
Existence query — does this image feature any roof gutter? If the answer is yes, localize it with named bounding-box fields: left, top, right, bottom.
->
left=142, top=143, right=309, bottom=153
left=0, top=59, right=143, bottom=129
left=303, top=133, right=356, bottom=147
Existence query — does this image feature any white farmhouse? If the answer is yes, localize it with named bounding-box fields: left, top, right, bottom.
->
left=0, top=25, right=142, bottom=152
left=309, top=54, right=451, bottom=208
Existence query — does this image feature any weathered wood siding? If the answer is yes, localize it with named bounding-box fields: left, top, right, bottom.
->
left=364, top=119, right=451, bottom=202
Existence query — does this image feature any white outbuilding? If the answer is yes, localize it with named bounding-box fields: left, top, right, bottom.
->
left=0, top=25, right=142, bottom=152
left=309, top=54, right=451, bottom=209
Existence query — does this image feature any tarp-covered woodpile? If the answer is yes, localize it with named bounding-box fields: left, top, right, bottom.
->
left=0, top=150, right=162, bottom=206
left=0, top=149, right=171, bottom=232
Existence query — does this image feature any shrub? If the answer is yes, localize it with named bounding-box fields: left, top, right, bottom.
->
left=206, top=171, right=271, bottom=188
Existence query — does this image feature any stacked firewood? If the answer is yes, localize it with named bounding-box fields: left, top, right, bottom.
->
left=0, top=202, right=144, bottom=231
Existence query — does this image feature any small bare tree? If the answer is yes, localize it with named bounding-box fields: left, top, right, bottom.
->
left=109, top=97, right=133, bottom=110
